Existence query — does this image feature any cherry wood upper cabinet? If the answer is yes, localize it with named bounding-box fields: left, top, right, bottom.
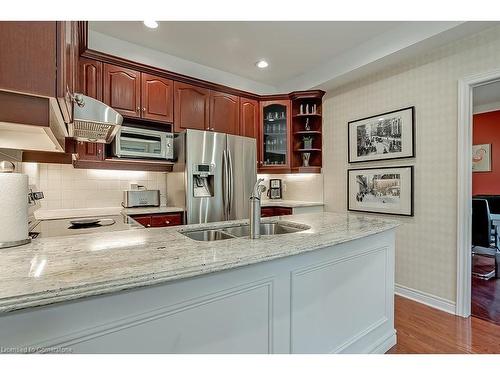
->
left=56, top=21, right=79, bottom=124
left=78, top=58, right=102, bottom=100
left=210, top=91, right=240, bottom=135
left=75, top=141, right=104, bottom=161
left=174, top=82, right=210, bottom=132
left=0, top=22, right=57, bottom=97
left=240, top=97, right=259, bottom=139
left=141, top=73, right=173, bottom=123
left=103, top=63, right=141, bottom=118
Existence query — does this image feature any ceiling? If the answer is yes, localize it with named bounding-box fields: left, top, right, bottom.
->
left=474, top=81, right=500, bottom=113
left=89, top=21, right=407, bottom=85
left=89, top=21, right=496, bottom=93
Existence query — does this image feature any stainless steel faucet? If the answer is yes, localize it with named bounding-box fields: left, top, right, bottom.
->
left=249, top=178, right=266, bottom=239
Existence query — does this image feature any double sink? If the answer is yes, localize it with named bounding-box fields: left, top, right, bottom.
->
left=180, top=222, right=309, bottom=241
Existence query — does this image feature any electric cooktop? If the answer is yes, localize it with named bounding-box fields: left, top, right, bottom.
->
left=29, top=215, right=143, bottom=239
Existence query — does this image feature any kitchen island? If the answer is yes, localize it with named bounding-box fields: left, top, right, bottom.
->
left=0, top=212, right=398, bottom=354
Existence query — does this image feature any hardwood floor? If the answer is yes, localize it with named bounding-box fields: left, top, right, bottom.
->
left=388, top=295, right=500, bottom=353
left=471, top=255, right=500, bottom=324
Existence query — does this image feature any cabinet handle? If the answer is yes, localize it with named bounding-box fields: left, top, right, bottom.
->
left=146, top=224, right=151, bottom=227
left=136, top=106, right=140, bottom=113
left=142, top=107, right=146, bottom=113
left=165, top=220, right=170, bottom=224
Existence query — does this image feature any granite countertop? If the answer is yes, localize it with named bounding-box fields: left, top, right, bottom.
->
left=261, top=200, right=324, bottom=208
left=0, top=212, right=398, bottom=313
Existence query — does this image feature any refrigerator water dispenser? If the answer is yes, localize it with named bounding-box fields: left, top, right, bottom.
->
left=192, top=164, right=214, bottom=198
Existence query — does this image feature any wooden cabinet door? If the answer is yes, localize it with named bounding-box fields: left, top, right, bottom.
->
left=0, top=22, right=57, bottom=97
left=76, top=141, right=104, bottom=161
left=141, top=73, right=173, bottom=123
left=210, top=90, right=239, bottom=135
left=56, top=21, right=79, bottom=124
left=174, top=82, right=210, bottom=132
left=240, top=97, right=259, bottom=139
left=78, top=58, right=102, bottom=100
left=103, top=63, right=141, bottom=118
left=259, top=100, right=291, bottom=171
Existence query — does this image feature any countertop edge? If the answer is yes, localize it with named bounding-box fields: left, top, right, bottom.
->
left=0, top=222, right=399, bottom=314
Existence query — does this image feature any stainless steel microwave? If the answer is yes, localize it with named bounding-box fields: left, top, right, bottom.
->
left=112, top=126, right=173, bottom=159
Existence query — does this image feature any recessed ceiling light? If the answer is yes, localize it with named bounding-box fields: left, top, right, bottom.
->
left=143, top=21, right=158, bottom=29
left=256, top=60, right=269, bottom=69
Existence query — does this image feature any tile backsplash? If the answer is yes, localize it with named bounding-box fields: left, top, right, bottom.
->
left=257, top=173, right=323, bottom=202
left=21, top=163, right=167, bottom=210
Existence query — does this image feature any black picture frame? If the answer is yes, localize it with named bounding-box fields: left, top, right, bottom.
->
left=347, top=165, right=414, bottom=217
left=348, top=106, right=415, bottom=163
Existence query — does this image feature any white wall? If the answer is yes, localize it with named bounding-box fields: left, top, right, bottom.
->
left=258, top=173, right=323, bottom=202
left=89, top=30, right=277, bottom=95
left=22, top=163, right=168, bottom=210
left=322, top=25, right=500, bottom=303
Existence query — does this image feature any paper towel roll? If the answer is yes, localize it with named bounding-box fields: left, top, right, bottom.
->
left=0, top=173, right=28, bottom=244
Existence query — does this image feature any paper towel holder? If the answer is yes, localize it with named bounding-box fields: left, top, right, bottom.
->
left=0, top=161, right=15, bottom=173
left=0, top=160, right=32, bottom=249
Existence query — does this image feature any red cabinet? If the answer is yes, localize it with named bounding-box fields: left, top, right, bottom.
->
left=240, top=97, right=259, bottom=139
left=174, top=82, right=210, bottom=132
left=0, top=22, right=57, bottom=97
left=259, top=100, right=292, bottom=172
left=141, top=73, right=173, bottom=123
left=79, top=57, right=102, bottom=100
left=210, top=90, right=239, bottom=135
left=75, top=141, right=104, bottom=161
left=260, top=206, right=292, bottom=217
left=130, top=212, right=184, bottom=228
left=103, top=63, right=141, bottom=118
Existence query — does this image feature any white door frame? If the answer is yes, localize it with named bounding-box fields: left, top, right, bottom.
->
left=456, top=68, right=500, bottom=317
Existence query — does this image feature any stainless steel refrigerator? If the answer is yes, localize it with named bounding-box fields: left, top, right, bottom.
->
left=167, top=129, right=257, bottom=224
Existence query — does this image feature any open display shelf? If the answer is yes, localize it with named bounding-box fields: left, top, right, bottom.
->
left=290, top=91, right=325, bottom=172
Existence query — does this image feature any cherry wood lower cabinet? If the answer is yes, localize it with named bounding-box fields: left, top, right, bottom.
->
left=103, top=63, right=141, bottom=118
left=174, top=82, right=210, bottom=132
left=261, top=207, right=293, bottom=217
left=130, top=212, right=184, bottom=228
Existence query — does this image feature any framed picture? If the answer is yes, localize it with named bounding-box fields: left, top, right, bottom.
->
left=472, top=144, right=491, bottom=172
left=348, top=106, right=415, bottom=163
left=347, top=166, right=414, bottom=216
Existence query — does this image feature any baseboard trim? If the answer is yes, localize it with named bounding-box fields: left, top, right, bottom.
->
left=369, top=331, right=397, bottom=354
left=395, top=284, right=456, bottom=315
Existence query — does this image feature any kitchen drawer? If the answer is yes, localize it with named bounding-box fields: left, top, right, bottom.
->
left=131, top=215, right=152, bottom=227
left=274, top=207, right=292, bottom=216
left=261, top=206, right=293, bottom=218
left=261, top=207, right=276, bottom=218
left=150, top=213, right=183, bottom=227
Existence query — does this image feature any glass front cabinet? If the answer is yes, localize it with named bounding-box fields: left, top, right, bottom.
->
left=259, top=100, right=291, bottom=170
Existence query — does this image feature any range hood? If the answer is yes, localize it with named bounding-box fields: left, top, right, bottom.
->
left=69, top=94, right=123, bottom=143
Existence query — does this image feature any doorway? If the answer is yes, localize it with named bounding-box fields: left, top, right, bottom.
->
left=457, top=69, right=500, bottom=318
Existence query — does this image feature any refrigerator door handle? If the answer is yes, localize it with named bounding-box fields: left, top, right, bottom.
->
left=228, top=149, right=234, bottom=217
left=222, top=149, right=229, bottom=220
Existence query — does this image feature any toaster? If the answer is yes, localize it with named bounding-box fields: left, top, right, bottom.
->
left=122, top=190, right=160, bottom=208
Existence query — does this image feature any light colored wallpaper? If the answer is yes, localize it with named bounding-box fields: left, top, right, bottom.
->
left=258, top=173, right=324, bottom=202
left=22, top=163, right=168, bottom=210
left=323, top=24, right=500, bottom=304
